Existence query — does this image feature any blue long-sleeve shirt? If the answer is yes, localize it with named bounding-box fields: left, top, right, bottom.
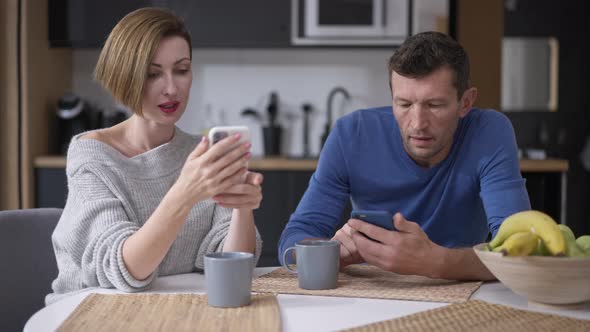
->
left=278, top=107, right=530, bottom=263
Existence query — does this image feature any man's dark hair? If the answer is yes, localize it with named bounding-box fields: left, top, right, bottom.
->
left=388, top=32, right=470, bottom=99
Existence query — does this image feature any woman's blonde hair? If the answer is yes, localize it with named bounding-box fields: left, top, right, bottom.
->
left=94, top=7, right=192, bottom=115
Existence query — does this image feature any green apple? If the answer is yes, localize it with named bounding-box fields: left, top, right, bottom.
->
left=576, top=235, right=590, bottom=252
left=558, top=224, right=576, bottom=241
left=559, top=226, right=587, bottom=257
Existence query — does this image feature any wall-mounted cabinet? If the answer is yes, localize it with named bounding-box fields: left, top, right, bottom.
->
left=49, top=0, right=451, bottom=48
left=49, top=0, right=149, bottom=47
left=181, top=0, right=291, bottom=47
left=49, top=0, right=291, bottom=48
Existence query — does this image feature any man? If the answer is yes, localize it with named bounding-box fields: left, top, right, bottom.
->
left=278, top=32, right=530, bottom=281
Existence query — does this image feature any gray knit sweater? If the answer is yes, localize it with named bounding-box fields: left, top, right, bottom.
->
left=46, top=128, right=262, bottom=305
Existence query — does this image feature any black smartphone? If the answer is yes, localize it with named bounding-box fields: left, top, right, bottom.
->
left=350, top=210, right=396, bottom=231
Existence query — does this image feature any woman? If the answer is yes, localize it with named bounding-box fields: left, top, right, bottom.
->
left=46, top=7, right=263, bottom=304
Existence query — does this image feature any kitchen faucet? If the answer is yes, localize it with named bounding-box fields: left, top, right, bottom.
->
left=321, top=86, right=351, bottom=150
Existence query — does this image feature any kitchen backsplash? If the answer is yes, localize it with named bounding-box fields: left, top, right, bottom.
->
left=72, top=48, right=394, bottom=157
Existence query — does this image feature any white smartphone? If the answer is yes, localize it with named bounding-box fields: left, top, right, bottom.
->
left=208, top=126, right=251, bottom=183
left=208, top=126, right=250, bottom=146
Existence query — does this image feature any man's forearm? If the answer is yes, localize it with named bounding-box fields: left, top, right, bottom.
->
left=432, top=246, right=496, bottom=281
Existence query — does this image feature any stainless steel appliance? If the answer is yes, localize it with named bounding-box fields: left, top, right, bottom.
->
left=501, top=37, right=559, bottom=112
left=292, top=0, right=411, bottom=45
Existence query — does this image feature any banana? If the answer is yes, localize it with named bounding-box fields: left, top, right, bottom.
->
left=530, top=237, right=550, bottom=256
left=489, top=210, right=566, bottom=256
left=492, top=231, right=539, bottom=256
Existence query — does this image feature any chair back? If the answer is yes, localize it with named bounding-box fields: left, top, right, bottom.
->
left=0, top=208, right=62, bottom=332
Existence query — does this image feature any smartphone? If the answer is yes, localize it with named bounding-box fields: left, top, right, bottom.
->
left=208, top=126, right=251, bottom=182
left=350, top=210, right=396, bottom=231
left=208, top=126, right=250, bottom=146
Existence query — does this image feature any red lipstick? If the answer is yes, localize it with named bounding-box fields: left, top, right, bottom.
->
left=159, top=101, right=179, bottom=114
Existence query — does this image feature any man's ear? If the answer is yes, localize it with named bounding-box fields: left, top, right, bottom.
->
left=459, top=87, right=478, bottom=117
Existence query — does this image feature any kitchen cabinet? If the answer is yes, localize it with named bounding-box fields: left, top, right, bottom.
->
left=34, top=157, right=344, bottom=267
left=49, top=0, right=290, bottom=48
left=34, top=157, right=568, bottom=265
left=49, top=0, right=151, bottom=47
left=502, top=0, right=590, bottom=237
left=49, top=0, right=454, bottom=48
left=170, top=0, right=290, bottom=48
left=255, top=170, right=350, bottom=266
left=253, top=171, right=295, bottom=266
left=35, top=167, right=68, bottom=209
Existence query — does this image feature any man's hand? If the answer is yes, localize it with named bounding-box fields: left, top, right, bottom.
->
left=347, top=212, right=445, bottom=278
left=331, top=223, right=365, bottom=267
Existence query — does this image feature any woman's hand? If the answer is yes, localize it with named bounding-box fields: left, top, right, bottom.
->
left=173, top=134, right=251, bottom=207
left=213, top=172, right=263, bottom=211
left=221, top=172, right=263, bottom=253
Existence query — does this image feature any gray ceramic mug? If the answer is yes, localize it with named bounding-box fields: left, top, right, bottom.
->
left=204, top=252, right=254, bottom=307
left=282, top=239, right=340, bottom=290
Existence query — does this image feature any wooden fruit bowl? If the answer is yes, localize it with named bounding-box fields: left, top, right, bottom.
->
left=473, top=243, right=590, bottom=305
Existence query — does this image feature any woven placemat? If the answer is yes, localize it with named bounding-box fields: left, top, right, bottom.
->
left=252, top=265, right=481, bottom=303
left=57, top=293, right=281, bottom=332
left=341, top=299, right=590, bottom=332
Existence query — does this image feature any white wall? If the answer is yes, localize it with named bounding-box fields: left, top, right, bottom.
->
left=72, top=48, right=394, bottom=157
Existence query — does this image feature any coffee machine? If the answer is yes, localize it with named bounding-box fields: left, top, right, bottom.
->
left=55, top=93, right=96, bottom=155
